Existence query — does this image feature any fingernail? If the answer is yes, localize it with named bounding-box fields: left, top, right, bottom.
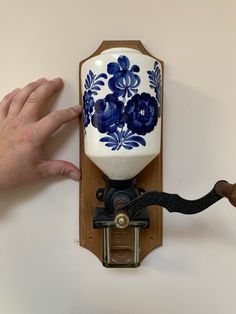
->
left=69, top=171, right=80, bottom=181
left=52, top=77, right=63, bottom=83
left=37, top=77, right=47, bottom=83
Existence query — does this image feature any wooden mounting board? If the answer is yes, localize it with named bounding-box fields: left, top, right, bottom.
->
left=79, top=40, right=163, bottom=263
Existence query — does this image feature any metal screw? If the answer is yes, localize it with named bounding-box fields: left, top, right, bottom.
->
left=97, top=192, right=103, bottom=198
left=96, top=189, right=104, bottom=201
left=118, top=217, right=125, bottom=226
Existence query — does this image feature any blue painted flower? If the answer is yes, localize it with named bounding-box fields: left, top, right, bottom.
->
left=91, top=94, right=124, bottom=133
left=124, top=92, right=158, bottom=135
left=83, top=90, right=94, bottom=127
left=107, top=55, right=141, bottom=98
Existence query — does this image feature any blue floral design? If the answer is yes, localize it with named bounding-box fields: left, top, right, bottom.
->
left=91, top=94, right=124, bottom=133
left=83, top=90, right=94, bottom=127
left=83, top=70, right=107, bottom=129
left=84, top=70, right=108, bottom=95
left=107, top=55, right=141, bottom=98
left=124, top=92, right=158, bottom=135
left=100, top=130, right=146, bottom=151
left=83, top=55, right=161, bottom=151
left=147, top=61, right=161, bottom=116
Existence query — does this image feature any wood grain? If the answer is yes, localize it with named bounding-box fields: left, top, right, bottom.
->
left=79, top=40, right=163, bottom=263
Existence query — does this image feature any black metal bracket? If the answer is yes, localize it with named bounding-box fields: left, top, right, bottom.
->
left=93, top=207, right=149, bottom=229
left=93, top=177, right=149, bottom=229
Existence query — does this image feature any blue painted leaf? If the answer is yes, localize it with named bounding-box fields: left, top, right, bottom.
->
left=100, top=133, right=120, bottom=151
left=92, top=91, right=98, bottom=95
left=149, top=79, right=156, bottom=85
left=105, top=143, right=117, bottom=147
left=84, top=78, right=89, bottom=89
left=148, top=79, right=155, bottom=84
left=94, top=80, right=105, bottom=86
left=126, top=135, right=146, bottom=146
left=96, top=73, right=108, bottom=80
left=123, top=129, right=132, bottom=139
left=148, top=75, right=155, bottom=81
left=89, top=70, right=95, bottom=80
left=87, top=74, right=91, bottom=86
left=125, top=132, right=135, bottom=140
left=124, top=141, right=139, bottom=147
left=100, top=136, right=117, bottom=143
left=91, top=86, right=101, bottom=91
left=107, top=132, right=119, bottom=141
left=122, top=144, right=133, bottom=150
left=148, top=78, right=155, bottom=84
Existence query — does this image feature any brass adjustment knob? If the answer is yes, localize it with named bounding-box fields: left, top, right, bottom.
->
left=114, top=212, right=130, bottom=229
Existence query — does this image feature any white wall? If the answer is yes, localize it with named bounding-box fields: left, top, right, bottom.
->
left=0, top=0, right=236, bottom=313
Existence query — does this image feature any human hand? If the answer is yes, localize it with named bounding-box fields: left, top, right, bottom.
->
left=0, top=78, right=81, bottom=190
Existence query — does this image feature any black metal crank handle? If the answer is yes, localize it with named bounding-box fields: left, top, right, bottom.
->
left=121, top=181, right=236, bottom=218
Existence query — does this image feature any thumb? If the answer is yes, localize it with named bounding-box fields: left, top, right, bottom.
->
left=38, top=160, right=81, bottom=181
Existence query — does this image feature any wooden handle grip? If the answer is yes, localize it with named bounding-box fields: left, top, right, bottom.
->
left=215, top=181, right=236, bottom=207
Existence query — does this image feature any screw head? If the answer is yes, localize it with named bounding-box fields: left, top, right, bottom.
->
left=118, top=217, right=125, bottom=225
left=96, top=189, right=104, bottom=201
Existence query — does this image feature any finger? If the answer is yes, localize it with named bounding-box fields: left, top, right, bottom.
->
left=7, top=78, right=47, bottom=118
left=35, top=105, right=81, bottom=143
left=37, top=160, right=81, bottom=181
left=0, top=88, right=21, bottom=119
left=20, top=78, right=64, bottom=121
